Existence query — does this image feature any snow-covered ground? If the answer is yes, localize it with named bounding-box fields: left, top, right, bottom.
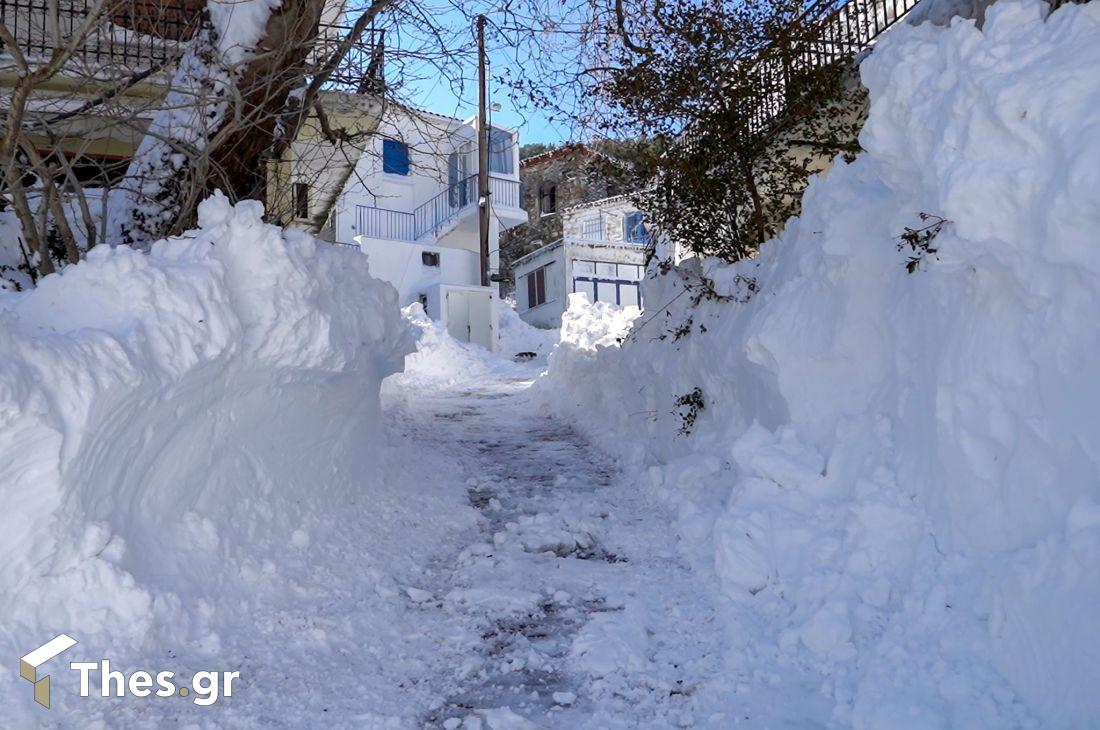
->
left=384, top=336, right=734, bottom=728
left=540, top=2, right=1100, bottom=728
left=4, top=0, right=1099, bottom=727
left=0, top=198, right=737, bottom=727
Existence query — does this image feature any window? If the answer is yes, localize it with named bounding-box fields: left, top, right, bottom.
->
left=582, top=216, right=603, bottom=240
left=448, top=151, right=469, bottom=207
left=619, top=282, right=640, bottom=308
left=382, top=139, right=410, bottom=175
left=539, top=183, right=557, bottom=216
left=574, top=279, right=596, bottom=303
left=572, top=258, right=644, bottom=308
left=422, top=251, right=440, bottom=267
left=572, top=260, right=594, bottom=276
left=525, top=266, right=548, bottom=309
left=488, top=128, right=514, bottom=174
left=294, top=182, right=309, bottom=220
left=624, top=211, right=647, bottom=243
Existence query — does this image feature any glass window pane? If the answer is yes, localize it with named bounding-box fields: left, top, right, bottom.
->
left=620, top=283, right=640, bottom=308
left=582, top=218, right=603, bottom=239
left=488, top=128, right=514, bottom=174
left=596, top=262, right=617, bottom=278
left=624, top=211, right=647, bottom=243
left=535, top=267, right=546, bottom=305
left=574, top=279, right=595, bottom=302
left=573, top=260, right=595, bottom=276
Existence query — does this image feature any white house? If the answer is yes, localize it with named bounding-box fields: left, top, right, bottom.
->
left=513, top=193, right=648, bottom=328
left=309, top=105, right=527, bottom=350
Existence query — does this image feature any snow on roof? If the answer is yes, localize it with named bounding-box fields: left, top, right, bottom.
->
left=520, top=143, right=627, bottom=170
left=561, top=192, right=637, bottom=214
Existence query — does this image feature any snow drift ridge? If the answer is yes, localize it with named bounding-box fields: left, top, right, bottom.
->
left=0, top=194, right=413, bottom=719
left=543, top=2, right=1100, bottom=727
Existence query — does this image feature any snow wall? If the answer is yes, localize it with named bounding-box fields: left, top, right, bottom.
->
left=541, top=2, right=1100, bottom=727
left=0, top=194, right=415, bottom=719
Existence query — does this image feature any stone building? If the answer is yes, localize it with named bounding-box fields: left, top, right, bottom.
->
left=497, top=143, right=632, bottom=293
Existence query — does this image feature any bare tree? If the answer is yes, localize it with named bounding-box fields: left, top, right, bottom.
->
left=0, top=0, right=548, bottom=285
left=490, top=0, right=908, bottom=260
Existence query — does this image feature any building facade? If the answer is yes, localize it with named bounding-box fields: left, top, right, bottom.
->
left=1, top=0, right=373, bottom=187
left=513, top=193, right=648, bottom=328
left=498, top=144, right=632, bottom=293
left=296, top=104, right=527, bottom=350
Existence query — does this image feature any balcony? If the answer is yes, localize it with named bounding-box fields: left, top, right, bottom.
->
left=354, top=173, right=521, bottom=243
left=0, top=0, right=382, bottom=81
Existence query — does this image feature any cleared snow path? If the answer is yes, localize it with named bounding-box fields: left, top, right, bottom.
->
left=384, top=370, right=735, bottom=728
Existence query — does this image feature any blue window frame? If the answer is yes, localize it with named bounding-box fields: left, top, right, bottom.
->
left=382, top=139, right=410, bottom=175
left=572, top=259, right=643, bottom=308
left=624, top=211, right=647, bottom=243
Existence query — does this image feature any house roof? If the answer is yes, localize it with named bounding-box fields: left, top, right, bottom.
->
left=561, top=191, right=637, bottom=214
left=520, top=142, right=626, bottom=170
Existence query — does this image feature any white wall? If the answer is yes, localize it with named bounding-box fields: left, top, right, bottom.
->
left=332, top=107, right=522, bottom=261
left=357, top=237, right=480, bottom=308
left=514, top=243, right=567, bottom=328
left=514, top=193, right=649, bottom=328
left=562, top=196, right=642, bottom=243
left=335, top=108, right=469, bottom=240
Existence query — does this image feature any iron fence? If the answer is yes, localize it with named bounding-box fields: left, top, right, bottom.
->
left=0, top=0, right=194, bottom=70
left=312, top=22, right=384, bottom=90
left=489, top=175, right=520, bottom=209
left=355, top=204, right=414, bottom=241
left=0, top=0, right=381, bottom=81
left=354, top=174, right=520, bottom=243
left=412, top=173, right=477, bottom=239
left=725, top=0, right=923, bottom=139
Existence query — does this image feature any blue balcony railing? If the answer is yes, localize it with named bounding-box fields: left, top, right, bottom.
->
left=354, top=174, right=520, bottom=242
left=356, top=205, right=414, bottom=241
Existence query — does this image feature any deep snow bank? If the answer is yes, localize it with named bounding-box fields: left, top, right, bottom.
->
left=496, top=297, right=560, bottom=364
left=389, top=302, right=548, bottom=389
left=541, top=2, right=1100, bottom=726
left=0, top=194, right=449, bottom=721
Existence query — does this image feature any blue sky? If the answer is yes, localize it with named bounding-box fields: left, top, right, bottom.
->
left=413, top=78, right=571, bottom=146
left=387, top=6, right=579, bottom=148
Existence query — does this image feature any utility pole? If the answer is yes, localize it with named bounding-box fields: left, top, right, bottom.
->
left=476, top=14, right=490, bottom=288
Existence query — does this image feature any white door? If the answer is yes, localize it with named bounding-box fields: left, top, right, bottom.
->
left=467, top=290, right=492, bottom=349
left=445, top=288, right=493, bottom=349
left=446, top=290, right=471, bottom=343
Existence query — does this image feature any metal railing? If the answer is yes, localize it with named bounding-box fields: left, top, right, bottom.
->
left=741, top=0, right=922, bottom=137
left=413, top=173, right=478, bottom=239
left=356, top=205, right=414, bottom=241
left=489, top=175, right=520, bottom=209
left=0, top=0, right=381, bottom=80
left=353, top=173, right=521, bottom=243
left=312, top=22, right=384, bottom=90
left=0, top=0, right=195, bottom=70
